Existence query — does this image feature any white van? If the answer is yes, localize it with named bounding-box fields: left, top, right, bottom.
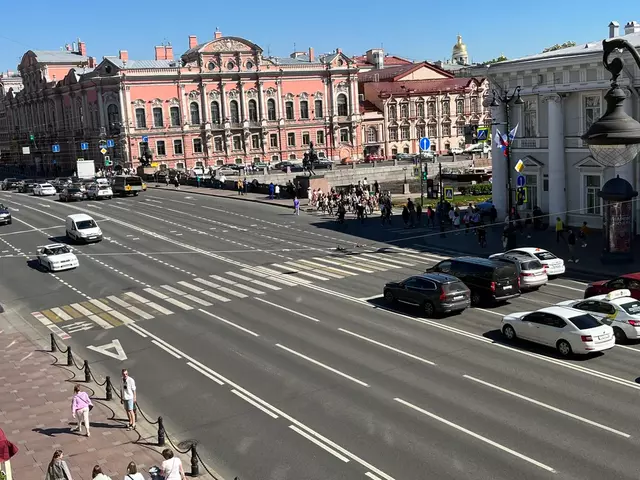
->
left=65, top=214, right=103, bottom=243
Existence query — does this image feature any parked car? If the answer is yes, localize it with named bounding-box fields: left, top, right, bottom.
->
left=1, top=178, right=19, bottom=190
left=17, top=179, right=37, bottom=193
left=59, top=187, right=84, bottom=202
left=364, top=154, right=384, bottom=163
left=86, top=183, right=113, bottom=200
left=505, top=247, right=565, bottom=276
left=450, top=147, right=464, bottom=155
left=427, top=256, right=520, bottom=305
left=489, top=252, right=548, bottom=290
left=33, top=183, right=57, bottom=196
left=584, top=273, right=640, bottom=300
left=383, top=273, right=470, bottom=317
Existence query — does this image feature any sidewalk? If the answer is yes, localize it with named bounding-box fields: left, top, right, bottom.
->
left=0, top=317, right=187, bottom=480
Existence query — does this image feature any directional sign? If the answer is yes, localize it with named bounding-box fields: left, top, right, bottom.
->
left=106, top=139, right=115, bottom=148
left=142, top=136, right=149, bottom=143
left=477, top=127, right=489, bottom=141
left=419, top=137, right=431, bottom=151
left=80, top=142, right=89, bottom=151
left=52, top=144, right=60, bottom=153
left=87, top=339, right=128, bottom=361
left=516, top=174, right=526, bottom=187
left=444, top=186, right=454, bottom=201
left=100, top=148, right=107, bottom=155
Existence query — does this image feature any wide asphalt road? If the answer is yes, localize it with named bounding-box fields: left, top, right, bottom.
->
left=0, top=188, right=638, bottom=480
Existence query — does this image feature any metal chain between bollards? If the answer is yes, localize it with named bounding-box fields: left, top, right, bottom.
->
left=195, top=450, right=223, bottom=480
left=134, top=402, right=159, bottom=425
left=163, top=431, right=192, bottom=455
left=89, top=370, right=107, bottom=387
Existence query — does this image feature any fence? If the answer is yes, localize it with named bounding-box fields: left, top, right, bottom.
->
left=49, top=334, right=234, bottom=480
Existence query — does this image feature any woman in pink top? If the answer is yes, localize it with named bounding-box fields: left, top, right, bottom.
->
left=71, top=385, right=93, bottom=437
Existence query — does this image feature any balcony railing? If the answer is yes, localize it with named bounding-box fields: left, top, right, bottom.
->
left=513, top=137, right=548, bottom=149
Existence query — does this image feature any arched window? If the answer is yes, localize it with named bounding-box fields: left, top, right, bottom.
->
left=337, top=94, right=348, bottom=116
left=456, top=99, right=464, bottom=115
left=285, top=101, right=294, bottom=120
left=135, top=108, right=146, bottom=128
left=210, top=101, right=221, bottom=124
left=190, top=102, right=200, bottom=124
left=170, top=106, right=180, bottom=126
left=388, top=104, right=397, bottom=120
left=267, top=99, right=276, bottom=120
left=107, top=104, right=119, bottom=127
left=314, top=99, right=323, bottom=118
left=300, top=100, right=309, bottom=119
left=367, top=127, right=377, bottom=143
left=152, top=107, right=163, bottom=127
left=248, top=99, right=258, bottom=122
left=229, top=100, right=240, bottom=123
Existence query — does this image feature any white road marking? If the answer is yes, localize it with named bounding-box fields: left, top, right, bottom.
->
left=243, top=268, right=299, bottom=286
left=129, top=305, right=155, bottom=320
left=276, top=343, right=369, bottom=387
left=232, top=389, right=278, bottom=418
left=186, top=361, right=225, bottom=385
left=108, top=295, right=136, bottom=309
left=289, top=425, right=350, bottom=463
left=87, top=314, right=114, bottom=329
left=108, top=310, right=135, bottom=325
left=254, top=297, right=320, bottom=322
left=366, top=473, right=384, bottom=480
left=144, top=288, right=170, bottom=299
left=162, top=297, right=194, bottom=310
left=215, top=286, right=248, bottom=298
left=394, top=398, right=556, bottom=473
left=69, top=303, right=93, bottom=316
left=463, top=375, right=630, bottom=438
left=178, top=281, right=202, bottom=291
left=152, top=340, right=182, bottom=358
left=339, top=328, right=436, bottom=366
left=196, top=289, right=231, bottom=302
left=297, top=259, right=355, bottom=276
left=285, top=260, right=344, bottom=279
left=313, top=257, right=374, bottom=273
left=194, top=277, right=221, bottom=288
left=548, top=283, right=584, bottom=292
left=124, top=292, right=150, bottom=304
left=474, top=307, right=504, bottom=316
left=361, top=254, right=415, bottom=267
left=199, top=309, right=260, bottom=337
left=358, top=295, right=383, bottom=301
left=254, top=266, right=312, bottom=284
left=270, top=263, right=329, bottom=281
left=161, top=285, right=188, bottom=295
left=209, top=274, right=237, bottom=285
left=89, top=299, right=111, bottom=312
left=50, top=307, right=72, bottom=321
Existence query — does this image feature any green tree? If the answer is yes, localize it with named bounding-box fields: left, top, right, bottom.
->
left=542, top=41, right=577, bottom=53
left=484, top=54, right=508, bottom=65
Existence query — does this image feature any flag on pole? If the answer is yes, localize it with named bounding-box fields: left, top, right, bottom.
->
left=493, top=123, right=520, bottom=157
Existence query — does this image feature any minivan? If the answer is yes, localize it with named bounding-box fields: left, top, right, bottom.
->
left=65, top=214, right=102, bottom=243
left=427, top=256, right=520, bottom=305
left=112, top=175, right=146, bottom=196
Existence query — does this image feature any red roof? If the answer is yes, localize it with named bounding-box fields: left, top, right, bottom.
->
left=359, top=100, right=382, bottom=114
left=367, top=78, right=478, bottom=97
left=359, top=62, right=453, bottom=83
left=352, top=54, right=412, bottom=67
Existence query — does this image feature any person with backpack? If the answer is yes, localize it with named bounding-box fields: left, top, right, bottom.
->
left=567, top=229, right=578, bottom=263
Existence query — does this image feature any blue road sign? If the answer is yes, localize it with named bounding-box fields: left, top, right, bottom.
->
left=516, top=174, right=526, bottom=187
left=477, top=127, right=489, bottom=141
left=419, top=137, right=431, bottom=151
left=106, top=139, right=115, bottom=148
left=52, top=144, right=60, bottom=153
left=80, top=142, right=89, bottom=151
left=142, top=136, right=149, bottom=143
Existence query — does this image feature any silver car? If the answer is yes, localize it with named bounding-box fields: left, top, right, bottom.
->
left=489, top=252, right=548, bottom=290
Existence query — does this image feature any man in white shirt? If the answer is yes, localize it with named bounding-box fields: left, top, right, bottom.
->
left=120, top=369, right=137, bottom=430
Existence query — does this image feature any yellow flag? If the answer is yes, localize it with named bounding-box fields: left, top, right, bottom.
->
left=514, top=159, right=525, bottom=173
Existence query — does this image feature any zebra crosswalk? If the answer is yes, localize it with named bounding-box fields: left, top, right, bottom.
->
left=33, top=248, right=447, bottom=337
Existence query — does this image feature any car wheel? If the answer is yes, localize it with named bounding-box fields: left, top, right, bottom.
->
left=470, top=291, right=481, bottom=306
left=7, top=219, right=11, bottom=225
left=383, top=290, right=395, bottom=304
left=502, top=324, right=516, bottom=341
left=422, top=301, right=435, bottom=318
left=613, top=327, right=628, bottom=344
left=556, top=340, right=573, bottom=357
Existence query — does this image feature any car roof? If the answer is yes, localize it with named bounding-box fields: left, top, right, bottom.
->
left=39, top=243, right=68, bottom=249
left=510, top=247, right=548, bottom=254
left=537, top=306, right=590, bottom=318
left=451, top=256, right=511, bottom=267
left=494, top=252, right=538, bottom=263
left=418, top=272, right=461, bottom=283
left=621, top=273, right=640, bottom=280
left=66, top=213, right=93, bottom=221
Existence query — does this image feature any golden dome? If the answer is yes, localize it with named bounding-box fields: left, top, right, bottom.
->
left=453, top=34, right=467, bottom=54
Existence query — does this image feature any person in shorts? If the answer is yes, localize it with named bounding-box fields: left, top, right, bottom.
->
left=120, top=369, right=137, bottom=430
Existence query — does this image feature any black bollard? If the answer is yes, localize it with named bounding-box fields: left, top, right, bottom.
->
left=157, top=416, right=165, bottom=447
left=190, top=444, right=200, bottom=477
left=84, top=360, right=91, bottom=383
left=66, top=347, right=73, bottom=367
left=50, top=333, right=56, bottom=352
left=105, top=376, right=112, bottom=401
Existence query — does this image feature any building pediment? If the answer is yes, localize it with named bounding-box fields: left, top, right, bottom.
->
left=62, top=69, right=80, bottom=86
left=574, top=155, right=604, bottom=169
left=200, top=37, right=262, bottom=54
left=94, top=58, right=121, bottom=76
left=520, top=155, right=543, bottom=168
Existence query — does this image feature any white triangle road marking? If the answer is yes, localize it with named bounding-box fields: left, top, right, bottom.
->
left=87, top=339, right=128, bottom=361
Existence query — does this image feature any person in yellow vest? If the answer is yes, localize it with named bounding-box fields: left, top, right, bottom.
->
left=555, top=217, right=565, bottom=243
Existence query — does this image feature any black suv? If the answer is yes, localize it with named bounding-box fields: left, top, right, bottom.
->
left=383, top=273, right=470, bottom=317
left=427, top=256, right=520, bottom=305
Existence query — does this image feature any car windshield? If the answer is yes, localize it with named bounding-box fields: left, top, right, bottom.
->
left=76, top=220, right=97, bottom=229
left=0, top=204, right=6, bottom=210
left=620, top=301, right=640, bottom=315
left=570, top=314, right=603, bottom=330
left=49, top=246, right=71, bottom=255
left=535, top=251, right=557, bottom=260
left=41, top=183, right=53, bottom=188
left=125, top=177, right=142, bottom=186
left=99, top=186, right=110, bottom=190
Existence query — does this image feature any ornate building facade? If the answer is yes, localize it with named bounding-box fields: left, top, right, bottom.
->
left=1, top=32, right=362, bottom=172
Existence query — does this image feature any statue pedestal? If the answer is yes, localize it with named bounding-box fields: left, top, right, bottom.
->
left=295, top=174, right=329, bottom=193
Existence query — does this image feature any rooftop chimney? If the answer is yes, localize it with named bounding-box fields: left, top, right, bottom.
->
left=214, top=29, right=222, bottom=40
left=88, top=57, right=96, bottom=68
left=625, top=21, right=640, bottom=35
left=165, top=45, right=174, bottom=60
left=308, top=47, right=315, bottom=62
left=609, top=21, right=620, bottom=38
left=188, top=35, right=198, bottom=49
left=65, top=44, right=71, bottom=51
left=336, top=48, right=342, bottom=54
left=78, top=41, right=87, bottom=57
left=155, top=46, right=165, bottom=61
left=119, top=50, right=129, bottom=63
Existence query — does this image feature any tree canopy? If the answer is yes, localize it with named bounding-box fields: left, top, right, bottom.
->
left=484, top=54, right=508, bottom=65
left=542, top=41, right=577, bottom=53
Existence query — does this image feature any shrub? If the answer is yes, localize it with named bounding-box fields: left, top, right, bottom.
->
left=459, top=183, right=492, bottom=195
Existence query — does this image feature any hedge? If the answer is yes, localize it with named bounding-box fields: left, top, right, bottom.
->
left=458, top=183, right=492, bottom=195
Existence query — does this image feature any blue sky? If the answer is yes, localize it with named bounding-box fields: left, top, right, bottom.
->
left=1, top=0, right=639, bottom=72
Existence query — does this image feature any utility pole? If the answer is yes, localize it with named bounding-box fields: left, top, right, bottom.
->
left=419, top=156, right=424, bottom=207
left=439, top=161, right=445, bottom=237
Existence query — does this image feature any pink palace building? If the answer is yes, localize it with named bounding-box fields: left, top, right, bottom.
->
left=0, top=31, right=362, bottom=172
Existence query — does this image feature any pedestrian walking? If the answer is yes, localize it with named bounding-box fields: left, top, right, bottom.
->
left=416, top=203, right=422, bottom=226
left=45, top=450, right=73, bottom=480
left=92, top=465, right=112, bottom=480
left=555, top=217, right=565, bottom=243
left=120, top=369, right=137, bottom=430
left=71, top=385, right=92, bottom=437
left=123, top=461, right=145, bottom=480
left=268, top=182, right=274, bottom=199
left=567, top=229, right=578, bottom=263
left=579, top=221, right=589, bottom=247
left=293, top=197, right=300, bottom=215
left=173, top=176, right=180, bottom=189
left=161, top=449, right=186, bottom=480
left=0, top=428, right=18, bottom=480
left=275, top=184, right=280, bottom=199
left=237, top=178, right=243, bottom=195
left=219, top=174, right=226, bottom=189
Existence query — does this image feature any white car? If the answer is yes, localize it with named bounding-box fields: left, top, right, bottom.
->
left=505, top=247, right=565, bottom=276
left=501, top=306, right=615, bottom=357
left=36, top=244, right=79, bottom=272
left=558, top=289, right=640, bottom=343
left=86, top=184, right=113, bottom=200
left=33, top=183, right=57, bottom=196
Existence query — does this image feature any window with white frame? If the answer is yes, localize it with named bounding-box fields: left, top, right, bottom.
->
left=400, top=125, right=410, bottom=140
left=153, top=107, right=163, bottom=127
left=173, top=139, right=183, bottom=155
left=287, top=132, right=295, bottom=146
left=456, top=99, right=464, bottom=115
left=524, top=174, right=538, bottom=210
left=523, top=100, right=537, bottom=137
left=170, top=106, right=180, bottom=126
left=317, top=151, right=325, bottom=158
left=302, top=131, right=310, bottom=145
left=367, top=127, right=377, bottom=143
left=135, top=108, right=146, bottom=128
left=193, top=138, right=203, bottom=153
left=416, top=124, right=425, bottom=139
left=400, top=103, right=409, bottom=118
left=584, top=174, right=602, bottom=215
left=267, top=99, right=276, bottom=120
left=285, top=101, right=294, bottom=120
left=391, top=147, right=397, bottom=156
left=416, top=102, right=424, bottom=117
left=456, top=121, right=465, bottom=136
left=337, top=94, right=348, bottom=116
left=214, top=137, right=223, bottom=151
left=470, top=97, right=478, bottom=113
left=176, top=161, right=185, bottom=169
left=300, top=100, right=309, bottom=119
left=427, top=124, right=437, bottom=138
left=314, top=99, right=323, bottom=118
left=232, top=135, right=242, bottom=150
left=442, top=121, right=451, bottom=137
left=289, top=153, right=296, bottom=160
left=156, top=140, right=166, bottom=156
left=248, top=99, right=258, bottom=122
left=251, top=134, right=260, bottom=149
left=389, top=127, right=398, bottom=141
left=427, top=102, right=436, bottom=116
left=210, top=102, right=221, bottom=124
left=388, top=104, right=397, bottom=120
left=230, top=100, right=240, bottom=123
left=583, top=95, right=601, bottom=132
left=316, top=130, right=325, bottom=144
left=340, top=128, right=349, bottom=142
left=271, top=155, right=279, bottom=162
left=190, top=102, right=200, bottom=124
left=441, top=100, right=450, bottom=116
left=270, top=133, right=278, bottom=147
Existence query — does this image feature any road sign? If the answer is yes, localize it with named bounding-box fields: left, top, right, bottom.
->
left=419, top=137, right=431, bottom=151
left=77, top=157, right=84, bottom=162
left=106, top=139, right=115, bottom=148
left=100, top=147, right=107, bottom=155
left=52, top=144, right=60, bottom=153
left=22, top=146, right=30, bottom=155
left=80, top=142, right=89, bottom=150
left=104, top=156, right=112, bottom=166
left=142, top=135, right=149, bottom=143
left=477, top=127, right=489, bottom=141
left=87, top=339, right=127, bottom=361
left=516, top=174, right=526, bottom=187
left=444, top=186, right=454, bottom=201
left=514, top=159, right=525, bottom=173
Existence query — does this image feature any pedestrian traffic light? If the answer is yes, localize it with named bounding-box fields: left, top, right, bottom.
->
left=422, top=171, right=427, bottom=181
left=29, top=134, right=35, bottom=142
left=516, top=187, right=526, bottom=205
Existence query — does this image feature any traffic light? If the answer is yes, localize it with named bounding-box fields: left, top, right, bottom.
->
left=516, top=187, right=526, bottom=205
left=29, top=134, right=35, bottom=142
left=422, top=171, right=427, bottom=181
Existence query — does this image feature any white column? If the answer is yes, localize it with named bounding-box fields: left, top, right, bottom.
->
left=546, top=94, right=567, bottom=223
left=491, top=104, right=507, bottom=219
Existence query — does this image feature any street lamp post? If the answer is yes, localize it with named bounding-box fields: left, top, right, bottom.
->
left=581, top=38, right=640, bottom=166
left=490, top=86, right=524, bottom=218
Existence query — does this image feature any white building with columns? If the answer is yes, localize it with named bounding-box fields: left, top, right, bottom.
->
left=469, top=20, right=640, bottom=230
